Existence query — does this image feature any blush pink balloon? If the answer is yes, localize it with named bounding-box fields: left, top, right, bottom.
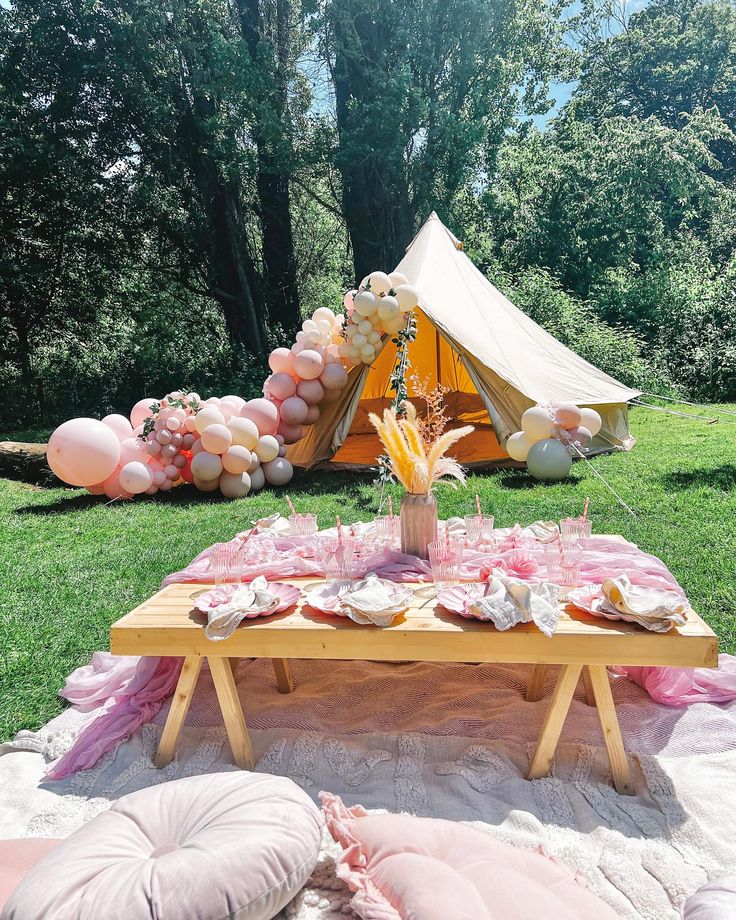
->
left=294, top=349, right=324, bottom=380
left=130, top=398, right=156, bottom=429
left=241, top=398, right=279, bottom=436
left=102, top=414, right=133, bottom=441
left=296, top=378, right=324, bottom=405
left=277, top=421, right=304, bottom=444
left=320, top=363, right=349, bottom=391
left=119, top=437, right=149, bottom=465
left=86, top=482, right=106, bottom=496
left=565, top=425, right=593, bottom=447
left=555, top=403, right=583, bottom=429
left=103, top=467, right=132, bottom=500
left=305, top=405, right=320, bottom=424
left=119, top=461, right=153, bottom=495
left=280, top=396, right=309, bottom=425
left=267, top=372, right=297, bottom=401
left=47, top=418, right=121, bottom=487
left=268, top=347, right=295, bottom=375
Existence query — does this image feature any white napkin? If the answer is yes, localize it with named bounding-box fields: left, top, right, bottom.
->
left=205, top=576, right=279, bottom=641
left=600, top=574, right=688, bottom=632
left=522, top=520, right=560, bottom=543
left=338, top=574, right=411, bottom=626
left=468, top=574, right=561, bottom=637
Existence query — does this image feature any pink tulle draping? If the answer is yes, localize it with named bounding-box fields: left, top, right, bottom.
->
left=46, top=521, right=736, bottom=779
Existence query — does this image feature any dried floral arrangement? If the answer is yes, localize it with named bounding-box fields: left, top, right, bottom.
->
left=369, top=402, right=473, bottom=495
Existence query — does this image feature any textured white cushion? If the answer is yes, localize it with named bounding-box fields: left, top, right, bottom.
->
left=2, top=772, right=322, bottom=920
left=682, top=876, right=736, bottom=919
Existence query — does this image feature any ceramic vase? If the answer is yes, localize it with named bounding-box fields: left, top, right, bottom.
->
left=400, top=491, right=438, bottom=559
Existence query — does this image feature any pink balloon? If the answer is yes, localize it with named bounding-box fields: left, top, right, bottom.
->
left=102, top=413, right=133, bottom=441
left=566, top=425, right=592, bottom=447
left=103, top=467, right=132, bottom=500
left=296, top=378, right=324, bottom=405
left=241, top=398, right=279, bottom=436
left=280, top=396, right=309, bottom=425
left=146, top=440, right=162, bottom=457
left=119, top=437, right=149, bottom=465
left=119, top=461, right=153, bottom=495
left=294, top=349, right=324, bottom=380
left=277, top=421, right=304, bottom=445
left=152, top=470, right=166, bottom=486
left=130, top=398, right=156, bottom=429
left=305, top=405, right=320, bottom=424
left=47, top=418, right=121, bottom=487
left=555, top=403, right=583, bottom=429
left=320, top=363, right=349, bottom=391
left=164, top=464, right=179, bottom=479
left=266, top=372, right=297, bottom=401
left=86, top=482, right=106, bottom=496
left=268, top=347, right=295, bottom=375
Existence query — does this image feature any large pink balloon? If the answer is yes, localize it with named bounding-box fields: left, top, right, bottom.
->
left=280, top=396, right=309, bottom=425
left=119, top=437, right=149, bottom=465
left=241, top=398, right=279, bottom=436
left=47, top=418, right=121, bottom=487
left=294, top=349, right=324, bottom=380
left=102, top=413, right=133, bottom=441
left=277, top=421, right=304, bottom=444
left=130, top=398, right=157, bottom=429
left=267, top=373, right=297, bottom=401
left=296, top=378, right=324, bottom=406
left=268, top=347, right=295, bottom=375
left=320, top=363, right=348, bottom=391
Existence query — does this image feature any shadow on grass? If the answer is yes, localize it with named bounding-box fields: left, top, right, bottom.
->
left=661, top=465, right=736, bottom=492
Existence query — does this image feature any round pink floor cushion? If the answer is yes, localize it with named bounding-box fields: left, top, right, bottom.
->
left=0, top=839, right=62, bottom=912
left=2, top=772, right=322, bottom=920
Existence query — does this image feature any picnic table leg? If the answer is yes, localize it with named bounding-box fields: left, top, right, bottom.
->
left=582, top=666, right=596, bottom=706
left=526, top=664, right=549, bottom=702
left=154, top=656, right=202, bottom=768
left=528, top=664, right=582, bottom=781
left=209, top=656, right=255, bottom=770
left=587, top=664, right=635, bottom=795
left=271, top=658, right=295, bottom=694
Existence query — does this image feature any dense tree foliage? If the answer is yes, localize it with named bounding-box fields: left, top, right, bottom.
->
left=1, top=0, right=734, bottom=427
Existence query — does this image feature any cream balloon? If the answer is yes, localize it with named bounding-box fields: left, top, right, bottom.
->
left=388, top=271, right=409, bottom=289
left=394, top=284, right=419, bottom=312
left=249, top=463, right=266, bottom=492
left=222, top=445, right=252, bottom=474
left=521, top=406, right=554, bottom=442
left=246, top=450, right=260, bottom=473
left=368, top=271, right=392, bottom=295
left=313, top=307, right=336, bottom=324
left=579, top=407, right=602, bottom=437
left=353, top=290, right=378, bottom=317
left=47, top=418, right=122, bottom=487
left=383, top=313, right=407, bottom=334
left=194, top=406, right=226, bottom=435
left=228, top=416, right=259, bottom=450
left=119, top=461, right=153, bottom=495
left=219, top=470, right=252, bottom=498
left=200, top=423, right=232, bottom=455
left=377, top=296, right=400, bottom=323
left=526, top=438, right=572, bottom=482
left=255, top=434, right=280, bottom=462
left=506, top=431, right=533, bottom=462
left=102, top=414, right=133, bottom=441
left=262, top=457, right=293, bottom=486
left=193, top=475, right=220, bottom=493
left=191, top=451, right=223, bottom=481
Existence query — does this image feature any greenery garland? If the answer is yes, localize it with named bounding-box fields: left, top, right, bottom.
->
left=377, top=310, right=417, bottom=484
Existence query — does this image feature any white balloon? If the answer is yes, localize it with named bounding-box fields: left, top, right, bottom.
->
left=353, top=290, right=378, bottom=317
left=313, top=306, right=336, bottom=324
left=368, top=271, right=392, bottom=295
left=219, top=470, right=252, bottom=498
left=352, top=332, right=367, bottom=347
left=249, top=464, right=266, bottom=491
left=388, top=271, right=409, bottom=289
left=367, top=331, right=381, bottom=345
left=580, top=407, right=603, bottom=437
left=506, top=431, right=533, bottom=462
left=521, top=406, right=555, bottom=442
left=302, top=319, right=318, bottom=333
left=358, top=319, right=372, bottom=335
left=394, top=284, right=419, bottom=312
left=377, top=296, right=400, bottom=322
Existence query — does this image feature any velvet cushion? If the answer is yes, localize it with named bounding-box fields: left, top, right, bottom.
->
left=2, top=772, right=322, bottom=920
left=682, top=876, right=736, bottom=919
left=321, top=792, right=620, bottom=920
left=0, top=840, right=62, bottom=912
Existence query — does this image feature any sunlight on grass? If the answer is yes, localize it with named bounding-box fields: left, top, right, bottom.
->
left=1, top=404, right=734, bottom=740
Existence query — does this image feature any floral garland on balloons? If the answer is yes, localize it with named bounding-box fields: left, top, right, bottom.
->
left=505, top=402, right=603, bottom=481
left=46, top=269, right=421, bottom=499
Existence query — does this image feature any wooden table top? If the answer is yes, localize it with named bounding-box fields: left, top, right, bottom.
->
left=110, top=577, right=718, bottom=668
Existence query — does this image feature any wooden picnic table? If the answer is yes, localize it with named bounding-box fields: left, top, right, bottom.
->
left=110, top=567, right=718, bottom=797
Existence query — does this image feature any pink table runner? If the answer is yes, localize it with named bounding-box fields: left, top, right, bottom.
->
left=46, top=519, right=736, bottom=779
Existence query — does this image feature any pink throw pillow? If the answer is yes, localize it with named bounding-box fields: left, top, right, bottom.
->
left=0, top=840, right=62, bottom=912
left=321, top=793, right=619, bottom=920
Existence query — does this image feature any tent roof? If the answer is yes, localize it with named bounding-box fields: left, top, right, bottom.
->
left=395, top=213, right=641, bottom=407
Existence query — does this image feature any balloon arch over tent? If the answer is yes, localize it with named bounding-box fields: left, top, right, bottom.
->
left=47, top=213, right=640, bottom=498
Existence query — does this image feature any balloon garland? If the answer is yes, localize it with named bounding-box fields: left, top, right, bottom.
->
left=46, top=270, right=421, bottom=499
left=506, top=402, right=603, bottom=481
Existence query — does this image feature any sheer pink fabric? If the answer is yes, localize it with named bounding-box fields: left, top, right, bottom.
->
left=47, top=524, right=736, bottom=779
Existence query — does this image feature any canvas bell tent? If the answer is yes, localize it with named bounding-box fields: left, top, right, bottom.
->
left=287, top=213, right=641, bottom=469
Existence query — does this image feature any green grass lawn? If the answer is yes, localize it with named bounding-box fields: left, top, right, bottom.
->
left=1, top=404, right=735, bottom=742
